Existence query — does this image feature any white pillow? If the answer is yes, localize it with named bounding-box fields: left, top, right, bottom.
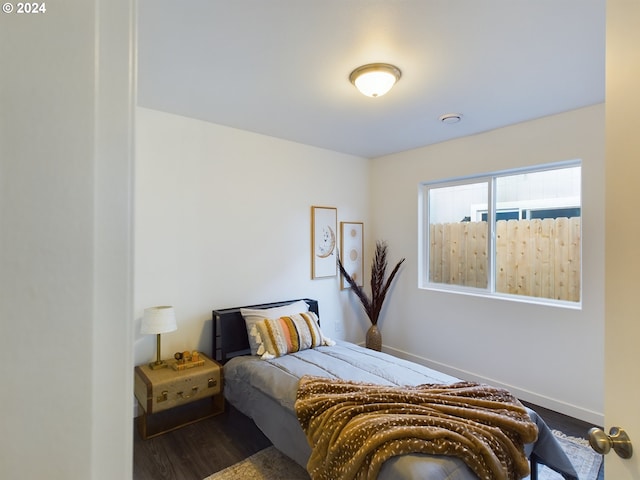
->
left=240, top=300, right=310, bottom=355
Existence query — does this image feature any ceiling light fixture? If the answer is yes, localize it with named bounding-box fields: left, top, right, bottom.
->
left=349, top=63, right=401, bottom=98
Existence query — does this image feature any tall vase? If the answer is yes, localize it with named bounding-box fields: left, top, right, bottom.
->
left=366, top=324, right=382, bottom=351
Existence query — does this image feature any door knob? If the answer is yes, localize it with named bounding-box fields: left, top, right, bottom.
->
left=588, top=426, right=633, bottom=459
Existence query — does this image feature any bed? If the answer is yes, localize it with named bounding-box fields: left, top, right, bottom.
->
left=212, top=298, right=578, bottom=480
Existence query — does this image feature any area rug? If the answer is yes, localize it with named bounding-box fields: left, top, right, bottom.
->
left=527, top=430, right=603, bottom=480
left=203, top=446, right=309, bottom=480
left=204, top=430, right=602, bottom=480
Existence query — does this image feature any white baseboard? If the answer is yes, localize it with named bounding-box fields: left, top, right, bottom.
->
left=382, top=345, right=604, bottom=427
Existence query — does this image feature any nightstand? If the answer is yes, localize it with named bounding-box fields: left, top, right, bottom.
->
left=134, top=352, right=224, bottom=439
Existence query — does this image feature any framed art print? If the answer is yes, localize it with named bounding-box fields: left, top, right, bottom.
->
left=311, top=206, right=337, bottom=278
left=340, top=221, right=364, bottom=289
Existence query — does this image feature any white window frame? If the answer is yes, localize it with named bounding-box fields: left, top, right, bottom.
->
left=418, top=160, right=582, bottom=308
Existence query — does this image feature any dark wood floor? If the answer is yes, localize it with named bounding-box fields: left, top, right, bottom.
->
left=133, top=405, right=271, bottom=480
left=134, top=401, right=602, bottom=480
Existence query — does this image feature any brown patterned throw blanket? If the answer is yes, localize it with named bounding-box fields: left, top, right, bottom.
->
left=295, top=376, right=538, bottom=480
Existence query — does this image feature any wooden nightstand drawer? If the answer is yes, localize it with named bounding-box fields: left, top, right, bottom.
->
left=134, top=353, right=224, bottom=439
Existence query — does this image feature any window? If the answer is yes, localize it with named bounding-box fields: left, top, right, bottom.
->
left=419, top=161, right=581, bottom=306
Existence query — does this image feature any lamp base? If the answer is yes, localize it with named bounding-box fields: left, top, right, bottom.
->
left=149, top=333, right=169, bottom=370
left=149, top=360, right=169, bottom=370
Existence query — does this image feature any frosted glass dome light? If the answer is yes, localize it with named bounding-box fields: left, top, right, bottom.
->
left=349, top=63, right=401, bottom=98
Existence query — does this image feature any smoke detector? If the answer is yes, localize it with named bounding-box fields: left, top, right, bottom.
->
left=439, top=113, right=463, bottom=124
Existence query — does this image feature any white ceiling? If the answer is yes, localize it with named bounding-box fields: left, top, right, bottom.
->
left=137, top=0, right=605, bottom=159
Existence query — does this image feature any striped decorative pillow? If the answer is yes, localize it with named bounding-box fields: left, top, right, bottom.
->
left=241, top=300, right=310, bottom=355
left=251, top=312, right=334, bottom=359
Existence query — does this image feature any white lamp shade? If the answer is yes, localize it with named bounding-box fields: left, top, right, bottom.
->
left=141, top=306, right=177, bottom=334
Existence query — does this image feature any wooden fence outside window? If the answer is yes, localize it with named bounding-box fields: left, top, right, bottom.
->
left=429, top=217, right=581, bottom=302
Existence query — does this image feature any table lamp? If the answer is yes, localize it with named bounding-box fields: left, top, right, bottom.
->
left=141, top=305, right=177, bottom=369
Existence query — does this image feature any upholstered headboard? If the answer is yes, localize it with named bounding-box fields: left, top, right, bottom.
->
left=212, top=298, right=319, bottom=363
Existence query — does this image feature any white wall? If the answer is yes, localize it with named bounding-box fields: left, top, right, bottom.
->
left=0, top=1, right=134, bottom=479
left=136, top=106, right=604, bottom=424
left=134, top=108, right=371, bottom=366
left=370, top=105, right=605, bottom=424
